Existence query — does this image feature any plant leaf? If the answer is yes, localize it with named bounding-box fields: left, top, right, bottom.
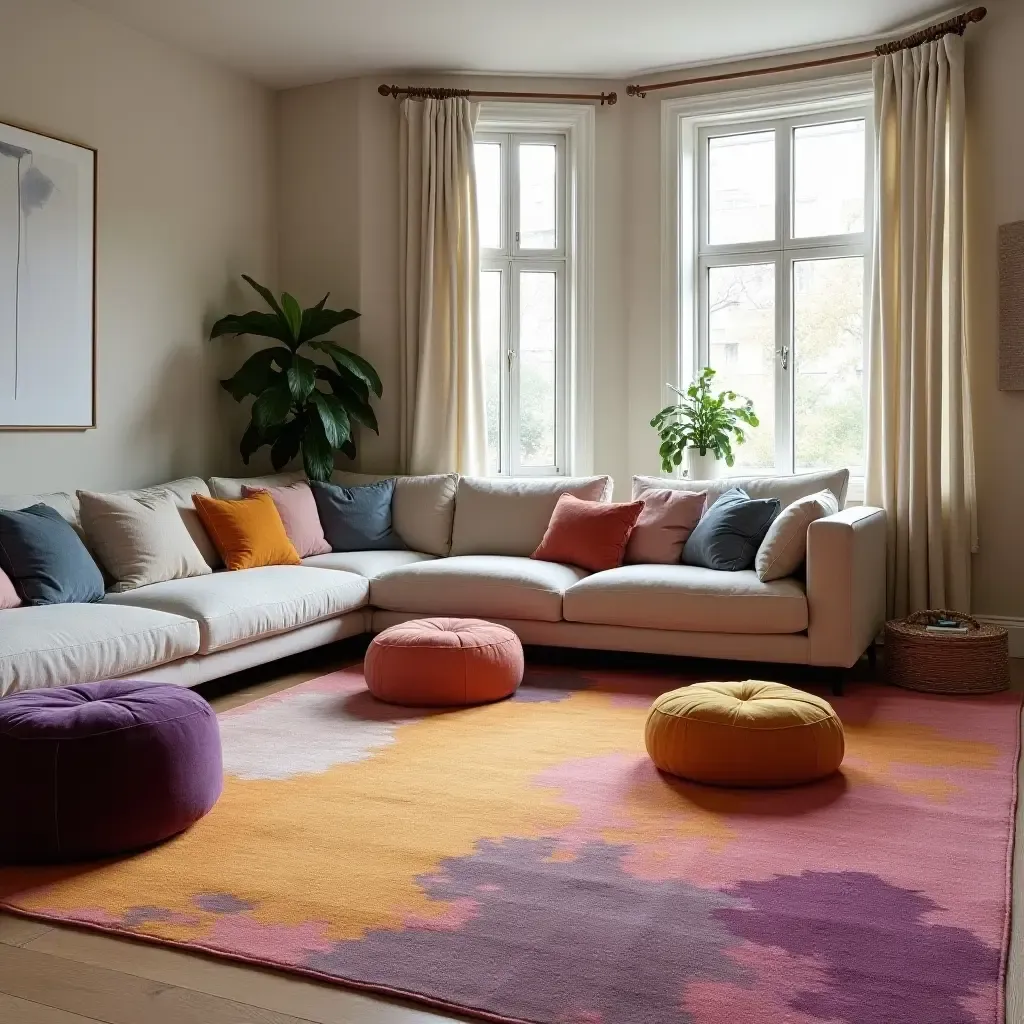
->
left=251, top=381, right=294, bottom=436
left=270, top=415, right=305, bottom=471
left=310, top=390, right=352, bottom=449
left=298, top=294, right=329, bottom=343
left=309, top=341, right=382, bottom=397
left=220, top=347, right=291, bottom=401
left=239, top=419, right=265, bottom=465
left=316, top=366, right=379, bottom=433
left=300, top=307, right=361, bottom=345
left=210, top=311, right=292, bottom=345
left=286, top=355, right=317, bottom=403
left=301, top=416, right=335, bottom=482
left=242, top=275, right=287, bottom=321
left=280, top=292, right=303, bottom=342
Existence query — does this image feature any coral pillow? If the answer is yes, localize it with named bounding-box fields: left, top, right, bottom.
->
left=625, top=489, right=707, bottom=564
left=242, top=482, right=331, bottom=558
left=0, top=567, right=21, bottom=609
left=192, top=492, right=300, bottom=571
left=531, top=494, right=644, bottom=572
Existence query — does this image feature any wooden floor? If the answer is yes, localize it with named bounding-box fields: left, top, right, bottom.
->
left=0, top=647, right=1020, bottom=1024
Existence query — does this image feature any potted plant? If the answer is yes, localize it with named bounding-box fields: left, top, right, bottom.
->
left=212, top=275, right=383, bottom=481
left=651, top=367, right=759, bottom=479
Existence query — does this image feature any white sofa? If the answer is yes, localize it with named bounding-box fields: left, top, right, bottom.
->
left=0, top=468, right=886, bottom=697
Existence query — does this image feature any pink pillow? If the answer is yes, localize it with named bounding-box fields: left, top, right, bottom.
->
left=625, top=489, right=707, bottom=564
left=0, top=567, right=21, bottom=609
left=241, top=481, right=331, bottom=558
left=531, top=494, right=644, bottom=572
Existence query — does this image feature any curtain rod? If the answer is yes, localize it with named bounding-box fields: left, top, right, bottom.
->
left=378, top=84, right=617, bottom=106
left=626, top=5, right=987, bottom=98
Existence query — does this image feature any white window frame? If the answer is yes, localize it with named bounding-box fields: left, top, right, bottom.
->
left=660, top=74, right=874, bottom=494
left=476, top=103, right=595, bottom=476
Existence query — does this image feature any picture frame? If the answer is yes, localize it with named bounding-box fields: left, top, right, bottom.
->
left=0, top=119, right=96, bottom=429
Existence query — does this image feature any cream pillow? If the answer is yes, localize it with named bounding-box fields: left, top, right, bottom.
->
left=77, top=490, right=212, bottom=592
left=754, top=489, right=839, bottom=582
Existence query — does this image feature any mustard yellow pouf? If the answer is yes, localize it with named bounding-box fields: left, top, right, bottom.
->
left=644, top=680, right=844, bottom=787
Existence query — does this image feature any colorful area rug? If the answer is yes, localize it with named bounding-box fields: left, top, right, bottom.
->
left=0, top=665, right=1019, bottom=1024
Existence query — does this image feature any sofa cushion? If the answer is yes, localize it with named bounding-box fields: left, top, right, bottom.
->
left=371, top=556, right=589, bottom=622
left=682, top=488, right=780, bottom=572
left=0, top=604, right=201, bottom=696
left=532, top=495, right=644, bottom=572
left=302, top=550, right=436, bottom=578
left=756, top=489, right=839, bottom=582
left=193, top=493, right=301, bottom=571
left=632, top=468, right=850, bottom=511
left=105, top=566, right=368, bottom=654
left=242, top=481, right=331, bottom=558
left=450, top=476, right=613, bottom=557
left=563, top=564, right=808, bottom=634
left=311, top=479, right=404, bottom=552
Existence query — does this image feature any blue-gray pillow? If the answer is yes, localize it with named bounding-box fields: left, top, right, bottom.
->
left=0, top=503, right=105, bottom=605
left=310, top=479, right=406, bottom=552
left=682, top=487, right=780, bottom=572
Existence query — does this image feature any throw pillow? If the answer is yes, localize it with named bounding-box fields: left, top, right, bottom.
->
left=532, top=494, right=645, bottom=572
left=625, top=489, right=707, bottom=565
left=0, top=504, right=105, bottom=605
left=0, top=567, right=21, bottom=609
left=310, top=479, right=405, bottom=552
left=77, top=489, right=212, bottom=592
left=242, top=481, right=331, bottom=558
left=755, top=489, right=839, bottom=582
left=682, top=487, right=780, bottom=572
left=192, top=492, right=301, bottom=571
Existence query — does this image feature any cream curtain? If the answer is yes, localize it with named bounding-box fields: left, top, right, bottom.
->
left=398, top=96, right=486, bottom=476
left=865, top=33, right=978, bottom=617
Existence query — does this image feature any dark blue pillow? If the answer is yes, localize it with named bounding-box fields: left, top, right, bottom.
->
left=310, top=479, right=406, bottom=552
left=682, top=487, right=780, bottom=572
left=0, top=503, right=105, bottom=605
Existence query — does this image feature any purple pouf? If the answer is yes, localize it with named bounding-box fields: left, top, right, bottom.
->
left=0, top=681, right=222, bottom=864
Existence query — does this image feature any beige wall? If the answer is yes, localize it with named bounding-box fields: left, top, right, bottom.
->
left=0, top=0, right=276, bottom=494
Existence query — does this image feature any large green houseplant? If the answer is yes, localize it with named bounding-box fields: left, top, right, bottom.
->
left=212, top=276, right=382, bottom=481
left=651, top=367, right=759, bottom=478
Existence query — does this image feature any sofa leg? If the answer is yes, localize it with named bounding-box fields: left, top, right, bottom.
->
left=823, top=668, right=846, bottom=698
left=866, top=643, right=878, bottom=673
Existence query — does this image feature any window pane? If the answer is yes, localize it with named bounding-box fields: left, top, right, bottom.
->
left=707, top=131, right=775, bottom=246
left=480, top=270, right=503, bottom=475
left=518, top=144, right=557, bottom=249
left=707, top=263, right=775, bottom=471
left=794, top=256, right=865, bottom=473
left=475, top=143, right=502, bottom=249
left=793, top=120, right=865, bottom=238
left=518, top=271, right=556, bottom=467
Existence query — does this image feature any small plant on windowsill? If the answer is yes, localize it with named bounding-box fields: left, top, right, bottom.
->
left=651, top=367, right=759, bottom=479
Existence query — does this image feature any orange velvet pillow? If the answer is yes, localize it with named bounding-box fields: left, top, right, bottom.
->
left=531, top=493, right=645, bottom=572
left=192, top=492, right=301, bottom=571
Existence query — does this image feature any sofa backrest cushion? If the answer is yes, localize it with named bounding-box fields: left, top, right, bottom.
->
left=632, top=468, right=850, bottom=511
left=310, top=479, right=405, bottom=552
left=451, top=475, right=613, bottom=557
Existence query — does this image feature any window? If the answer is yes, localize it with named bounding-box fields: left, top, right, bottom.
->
left=679, top=93, right=872, bottom=481
left=476, top=132, right=569, bottom=475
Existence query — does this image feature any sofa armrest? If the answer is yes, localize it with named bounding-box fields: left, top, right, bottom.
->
left=805, top=506, right=887, bottom=668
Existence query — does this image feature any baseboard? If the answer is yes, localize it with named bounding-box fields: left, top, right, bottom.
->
left=975, top=615, right=1024, bottom=657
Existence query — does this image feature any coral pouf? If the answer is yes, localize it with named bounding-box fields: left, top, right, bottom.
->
left=366, top=618, right=524, bottom=706
left=0, top=681, right=222, bottom=863
left=645, top=680, right=844, bottom=787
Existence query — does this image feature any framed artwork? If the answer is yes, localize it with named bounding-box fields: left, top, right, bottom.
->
left=0, top=119, right=96, bottom=429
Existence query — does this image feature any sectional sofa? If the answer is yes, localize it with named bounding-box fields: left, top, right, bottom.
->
left=0, top=468, right=886, bottom=697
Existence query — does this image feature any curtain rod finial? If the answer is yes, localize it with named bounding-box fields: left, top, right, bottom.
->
left=626, top=84, right=646, bottom=99
left=378, top=84, right=398, bottom=98
left=602, top=91, right=618, bottom=105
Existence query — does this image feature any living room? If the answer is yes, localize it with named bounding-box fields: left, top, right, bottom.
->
left=0, top=0, right=1021, bottom=1022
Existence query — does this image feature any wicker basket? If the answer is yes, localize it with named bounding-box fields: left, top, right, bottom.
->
left=885, top=610, right=1009, bottom=694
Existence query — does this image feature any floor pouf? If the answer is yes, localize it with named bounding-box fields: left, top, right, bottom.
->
left=0, top=680, right=222, bottom=863
left=645, top=680, right=844, bottom=787
left=366, top=618, right=524, bottom=706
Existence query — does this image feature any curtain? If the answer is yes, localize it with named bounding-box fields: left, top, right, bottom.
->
left=398, top=96, right=486, bottom=476
left=865, top=33, right=978, bottom=618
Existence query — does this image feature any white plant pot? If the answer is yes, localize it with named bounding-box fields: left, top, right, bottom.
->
left=684, top=448, right=721, bottom=481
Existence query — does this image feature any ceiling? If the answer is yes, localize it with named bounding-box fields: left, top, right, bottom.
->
left=77, top=0, right=953, bottom=89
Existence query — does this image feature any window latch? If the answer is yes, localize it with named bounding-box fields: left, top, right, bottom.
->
left=776, top=345, right=789, bottom=370
left=507, top=349, right=516, bottom=371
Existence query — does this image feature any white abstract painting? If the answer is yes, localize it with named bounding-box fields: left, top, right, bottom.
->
left=0, top=121, right=94, bottom=428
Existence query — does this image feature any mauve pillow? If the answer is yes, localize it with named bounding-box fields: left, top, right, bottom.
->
left=310, top=479, right=405, bottom=552
left=682, top=487, right=780, bottom=572
left=625, top=489, right=707, bottom=564
left=0, top=504, right=105, bottom=605
left=242, top=481, right=331, bottom=558
left=0, top=567, right=21, bottom=609
left=532, top=494, right=644, bottom=572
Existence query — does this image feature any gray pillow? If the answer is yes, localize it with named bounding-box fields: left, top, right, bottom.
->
left=682, top=487, right=780, bottom=572
left=310, top=479, right=405, bottom=552
left=0, top=503, right=105, bottom=605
